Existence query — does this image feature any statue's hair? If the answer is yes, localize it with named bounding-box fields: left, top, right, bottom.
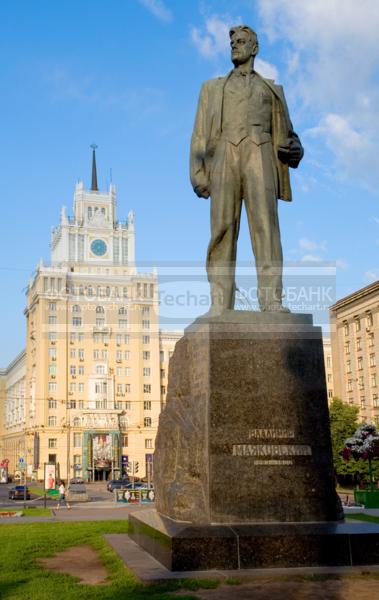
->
left=229, top=25, right=259, bottom=52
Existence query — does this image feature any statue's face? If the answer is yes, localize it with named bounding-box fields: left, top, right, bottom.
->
left=230, top=30, right=257, bottom=66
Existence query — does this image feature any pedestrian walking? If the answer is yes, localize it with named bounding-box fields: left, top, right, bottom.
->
left=56, top=480, right=71, bottom=510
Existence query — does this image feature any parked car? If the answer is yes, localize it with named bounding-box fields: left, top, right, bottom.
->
left=70, top=477, right=85, bottom=485
left=106, top=478, right=130, bottom=492
left=125, top=482, right=153, bottom=490
left=8, top=485, right=31, bottom=500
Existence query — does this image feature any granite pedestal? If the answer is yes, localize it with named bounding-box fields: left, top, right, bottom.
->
left=129, top=311, right=355, bottom=571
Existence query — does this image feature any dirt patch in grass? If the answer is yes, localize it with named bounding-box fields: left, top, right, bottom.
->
left=39, top=544, right=109, bottom=585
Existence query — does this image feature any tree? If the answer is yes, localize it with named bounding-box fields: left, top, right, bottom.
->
left=329, top=397, right=379, bottom=483
left=343, top=424, right=379, bottom=490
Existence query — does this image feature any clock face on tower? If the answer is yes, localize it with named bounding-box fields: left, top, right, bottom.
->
left=90, top=239, right=107, bottom=257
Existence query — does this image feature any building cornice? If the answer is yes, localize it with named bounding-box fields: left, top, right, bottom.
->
left=329, top=279, right=379, bottom=313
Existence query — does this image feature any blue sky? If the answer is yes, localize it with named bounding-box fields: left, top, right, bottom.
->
left=1, top=0, right=379, bottom=365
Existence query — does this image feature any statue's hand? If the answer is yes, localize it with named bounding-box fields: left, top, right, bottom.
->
left=278, top=138, right=303, bottom=168
left=194, top=184, right=210, bottom=199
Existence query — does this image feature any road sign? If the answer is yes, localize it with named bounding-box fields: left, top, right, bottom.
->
left=19, top=457, right=25, bottom=463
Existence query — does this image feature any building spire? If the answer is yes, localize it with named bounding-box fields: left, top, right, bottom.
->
left=90, top=143, right=98, bottom=191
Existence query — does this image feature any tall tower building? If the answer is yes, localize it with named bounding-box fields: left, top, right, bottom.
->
left=1, top=149, right=182, bottom=482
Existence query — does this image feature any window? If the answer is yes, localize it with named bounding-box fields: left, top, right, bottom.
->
left=143, top=351, right=150, bottom=360
left=119, top=319, right=128, bottom=328
left=143, top=384, right=151, bottom=394
left=367, top=312, right=374, bottom=327
left=359, top=375, right=364, bottom=389
left=70, top=332, right=76, bottom=343
left=347, top=379, right=353, bottom=392
left=72, top=305, right=81, bottom=313
left=161, top=385, right=166, bottom=395
left=125, top=384, right=131, bottom=393
left=73, top=417, right=81, bottom=427
left=343, top=322, right=349, bottom=336
left=119, top=307, right=127, bottom=315
left=145, top=439, right=153, bottom=449
left=70, top=365, right=76, bottom=376
left=117, top=367, right=122, bottom=376
left=326, top=356, right=331, bottom=368
left=96, top=318, right=105, bottom=327
left=116, top=334, right=122, bottom=345
left=73, top=433, right=82, bottom=448
left=327, top=373, right=332, bottom=383
left=72, top=317, right=82, bottom=326
left=358, top=356, right=363, bottom=370
left=48, top=454, right=56, bottom=464
left=143, top=368, right=150, bottom=376
left=101, top=349, right=108, bottom=359
left=357, top=338, right=362, bottom=351
left=48, top=382, right=57, bottom=391
left=143, top=335, right=150, bottom=344
left=48, top=438, right=57, bottom=449
left=371, top=373, right=377, bottom=387
left=70, top=382, right=76, bottom=393
left=124, top=351, right=130, bottom=360
left=346, top=360, right=351, bottom=373
left=96, top=399, right=107, bottom=409
left=78, top=348, right=84, bottom=359
left=124, top=334, right=130, bottom=344
left=93, top=349, right=100, bottom=359
left=43, top=277, right=48, bottom=292
left=96, top=364, right=105, bottom=375
left=160, top=369, right=165, bottom=378
left=142, top=306, right=150, bottom=315
left=360, top=396, right=366, bottom=409
left=369, top=333, right=375, bottom=347
left=87, top=286, right=93, bottom=297
left=144, top=401, right=151, bottom=410
left=116, top=350, right=122, bottom=360
left=48, top=416, right=57, bottom=427
left=48, top=364, right=56, bottom=376
left=160, top=351, right=164, bottom=362
left=355, top=318, right=361, bottom=332
left=373, top=394, right=379, bottom=408
left=48, top=348, right=57, bottom=360
left=144, top=283, right=148, bottom=298
left=123, top=287, right=128, bottom=298
left=125, top=367, right=131, bottom=376
left=68, top=399, right=76, bottom=409
left=48, top=331, right=57, bottom=341
left=150, top=284, right=154, bottom=298
left=70, top=349, right=76, bottom=358
left=370, top=353, right=376, bottom=367
left=344, top=342, right=350, bottom=355
left=142, top=320, right=150, bottom=329
left=117, top=383, right=122, bottom=394
left=96, top=306, right=104, bottom=313
left=48, top=316, right=57, bottom=325
left=78, top=383, right=84, bottom=392
left=48, top=302, right=56, bottom=311
left=78, top=365, right=84, bottom=375
left=122, top=434, right=128, bottom=447
left=48, top=399, right=57, bottom=409
left=144, top=417, right=152, bottom=427
left=73, top=454, right=81, bottom=466
left=328, top=390, right=333, bottom=399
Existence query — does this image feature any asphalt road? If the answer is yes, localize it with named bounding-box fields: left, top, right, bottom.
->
left=0, top=481, right=113, bottom=508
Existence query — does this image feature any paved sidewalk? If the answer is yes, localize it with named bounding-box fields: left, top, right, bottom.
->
left=0, top=503, right=148, bottom=524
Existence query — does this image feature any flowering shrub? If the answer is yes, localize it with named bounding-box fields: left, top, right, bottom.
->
left=343, top=424, right=379, bottom=461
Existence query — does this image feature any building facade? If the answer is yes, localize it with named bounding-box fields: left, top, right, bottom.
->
left=322, top=337, right=334, bottom=403
left=0, top=351, right=26, bottom=478
left=330, top=280, right=379, bottom=424
left=0, top=153, right=182, bottom=481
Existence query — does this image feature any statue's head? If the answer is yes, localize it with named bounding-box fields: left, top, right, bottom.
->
left=229, top=25, right=259, bottom=66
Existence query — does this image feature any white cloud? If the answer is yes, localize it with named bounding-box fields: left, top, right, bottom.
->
left=300, top=254, right=323, bottom=262
left=138, top=0, right=172, bottom=22
left=336, top=259, right=348, bottom=270
left=299, top=237, right=326, bottom=252
left=190, top=14, right=279, bottom=78
left=365, top=270, right=379, bottom=283
left=257, top=0, right=379, bottom=188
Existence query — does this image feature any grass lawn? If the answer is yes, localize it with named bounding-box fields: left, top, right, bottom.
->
left=348, top=513, right=379, bottom=524
left=0, top=520, right=219, bottom=600
left=21, top=508, right=52, bottom=517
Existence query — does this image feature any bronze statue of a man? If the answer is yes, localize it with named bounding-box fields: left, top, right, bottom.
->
left=190, top=25, right=303, bottom=313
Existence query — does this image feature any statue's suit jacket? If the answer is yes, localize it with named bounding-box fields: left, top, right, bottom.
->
left=190, top=70, right=302, bottom=202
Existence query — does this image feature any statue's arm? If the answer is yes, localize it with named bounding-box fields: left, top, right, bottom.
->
left=276, top=85, right=304, bottom=169
left=190, top=83, right=210, bottom=198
